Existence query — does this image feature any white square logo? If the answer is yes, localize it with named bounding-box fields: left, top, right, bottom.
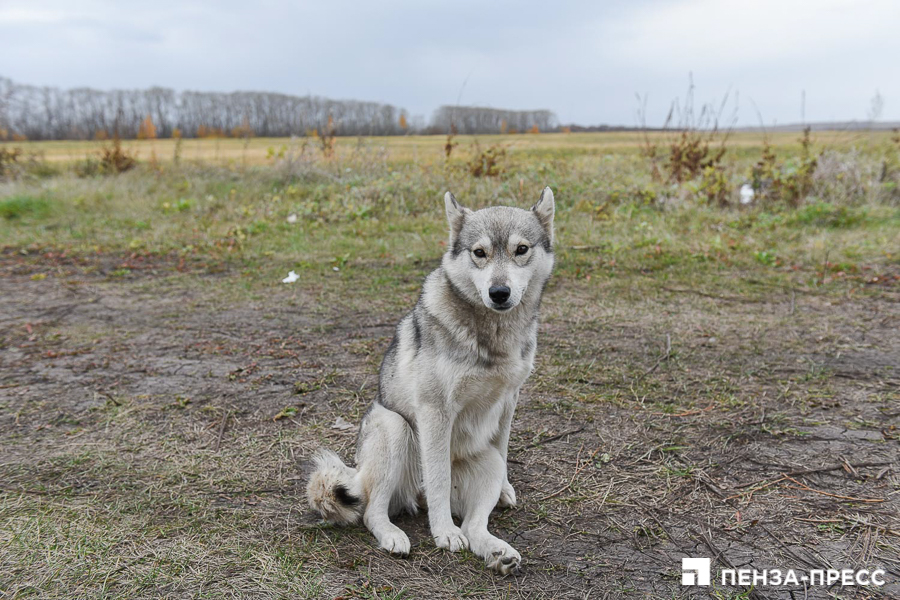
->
left=682, top=557, right=711, bottom=586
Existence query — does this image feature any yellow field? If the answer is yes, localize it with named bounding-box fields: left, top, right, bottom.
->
left=10, top=130, right=889, bottom=165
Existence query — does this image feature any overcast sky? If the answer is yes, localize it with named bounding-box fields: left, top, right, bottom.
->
left=2, top=0, right=898, bottom=126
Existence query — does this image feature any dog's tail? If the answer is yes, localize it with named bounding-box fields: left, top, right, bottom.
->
left=306, top=449, right=364, bottom=525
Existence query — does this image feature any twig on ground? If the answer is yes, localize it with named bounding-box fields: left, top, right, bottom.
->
left=726, top=476, right=789, bottom=500
left=636, top=334, right=671, bottom=382
left=784, top=475, right=884, bottom=503
left=690, top=527, right=770, bottom=600
left=215, top=410, right=232, bottom=452
left=522, top=426, right=585, bottom=449
left=648, top=405, right=714, bottom=417
left=732, top=461, right=893, bottom=489
left=756, top=522, right=821, bottom=570
left=795, top=517, right=900, bottom=537
left=820, top=248, right=830, bottom=287
left=540, top=443, right=599, bottom=501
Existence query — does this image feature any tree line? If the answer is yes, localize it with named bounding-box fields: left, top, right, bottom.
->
left=429, top=106, right=557, bottom=135
left=0, top=77, right=559, bottom=140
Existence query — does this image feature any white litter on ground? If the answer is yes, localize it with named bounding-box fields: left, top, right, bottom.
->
left=286, top=213, right=298, bottom=224
left=282, top=270, right=299, bottom=283
left=332, top=417, right=354, bottom=430
left=740, top=184, right=755, bottom=204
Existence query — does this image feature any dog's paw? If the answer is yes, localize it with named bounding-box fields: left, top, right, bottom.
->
left=432, top=526, right=468, bottom=552
left=467, top=533, right=522, bottom=575
left=497, top=480, right=517, bottom=508
left=377, top=529, right=410, bottom=556
left=484, top=542, right=521, bottom=576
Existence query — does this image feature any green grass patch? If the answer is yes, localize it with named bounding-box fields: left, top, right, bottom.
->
left=787, top=201, right=868, bottom=228
left=0, top=195, right=50, bottom=220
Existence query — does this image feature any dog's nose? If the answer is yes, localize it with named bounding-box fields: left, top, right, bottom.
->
left=489, top=285, right=511, bottom=304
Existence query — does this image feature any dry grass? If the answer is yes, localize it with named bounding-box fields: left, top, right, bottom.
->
left=1, top=133, right=898, bottom=598
left=10, top=130, right=897, bottom=166
left=1, top=255, right=897, bottom=598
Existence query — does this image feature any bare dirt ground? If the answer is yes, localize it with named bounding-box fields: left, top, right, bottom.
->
left=1, top=253, right=898, bottom=599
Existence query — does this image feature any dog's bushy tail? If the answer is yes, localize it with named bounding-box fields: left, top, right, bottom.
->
left=306, top=449, right=364, bottom=525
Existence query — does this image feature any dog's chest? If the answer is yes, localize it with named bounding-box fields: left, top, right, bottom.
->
left=447, top=351, right=532, bottom=458
left=459, top=358, right=527, bottom=402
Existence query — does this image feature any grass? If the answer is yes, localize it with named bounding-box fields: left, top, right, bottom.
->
left=2, top=136, right=897, bottom=298
left=1, top=132, right=899, bottom=598
left=0, top=195, right=50, bottom=220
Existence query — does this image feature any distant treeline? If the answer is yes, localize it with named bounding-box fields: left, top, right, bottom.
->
left=0, top=77, right=562, bottom=140
left=429, top=106, right=557, bottom=135
left=0, top=77, right=410, bottom=140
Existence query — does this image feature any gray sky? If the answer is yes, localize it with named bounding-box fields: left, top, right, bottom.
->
left=2, top=0, right=898, bottom=126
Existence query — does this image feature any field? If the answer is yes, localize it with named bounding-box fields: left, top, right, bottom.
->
left=13, top=130, right=895, bottom=166
left=1, top=131, right=899, bottom=599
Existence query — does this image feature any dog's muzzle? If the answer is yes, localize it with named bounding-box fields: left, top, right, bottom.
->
left=488, top=285, right=511, bottom=309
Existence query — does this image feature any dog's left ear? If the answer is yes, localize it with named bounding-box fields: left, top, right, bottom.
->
left=531, top=187, right=555, bottom=245
left=444, top=191, right=470, bottom=245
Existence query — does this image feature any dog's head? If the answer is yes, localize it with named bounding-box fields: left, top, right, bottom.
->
left=442, top=188, right=555, bottom=312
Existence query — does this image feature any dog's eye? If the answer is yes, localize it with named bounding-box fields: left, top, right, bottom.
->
left=473, top=248, right=486, bottom=258
left=515, top=244, right=529, bottom=256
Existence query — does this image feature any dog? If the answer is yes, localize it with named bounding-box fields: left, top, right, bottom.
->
left=307, top=187, right=555, bottom=574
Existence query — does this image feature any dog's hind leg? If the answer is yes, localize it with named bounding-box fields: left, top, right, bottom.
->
left=453, top=448, right=521, bottom=575
left=357, top=404, right=414, bottom=555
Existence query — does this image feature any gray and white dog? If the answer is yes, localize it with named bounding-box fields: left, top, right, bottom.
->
left=307, top=187, right=555, bottom=574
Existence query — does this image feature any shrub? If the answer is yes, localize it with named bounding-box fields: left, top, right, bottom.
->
left=665, top=130, right=727, bottom=184
left=74, top=157, right=104, bottom=178
left=272, top=136, right=321, bottom=181
left=100, top=135, right=138, bottom=173
left=752, top=128, right=818, bottom=207
left=444, top=123, right=458, bottom=159
left=812, top=149, right=880, bottom=205
left=468, top=143, right=506, bottom=177
left=637, top=75, right=733, bottom=186
left=26, top=160, right=60, bottom=179
left=316, top=116, right=336, bottom=159
left=879, top=129, right=900, bottom=204
left=230, top=117, right=254, bottom=140
left=1, top=147, right=57, bottom=180
left=698, top=165, right=729, bottom=206
left=172, top=128, right=184, bottom=165
left=0, top=146, right=23, bottom=180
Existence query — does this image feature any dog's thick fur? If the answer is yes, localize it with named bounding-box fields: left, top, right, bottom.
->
left=307, top=188, right=555, bottom=574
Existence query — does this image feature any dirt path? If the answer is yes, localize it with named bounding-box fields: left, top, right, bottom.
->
left=1, top=256, right=898, bottom=599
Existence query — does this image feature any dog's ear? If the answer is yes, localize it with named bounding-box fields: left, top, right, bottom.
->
left=444, top=191, right=470, bottom=246
left=531, top=187, right=555, bottom=245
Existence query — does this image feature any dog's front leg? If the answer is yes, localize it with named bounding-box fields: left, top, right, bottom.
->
left=418, top=406, right=468, bottom=552
left=492, top=390, right=518, bottom=508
